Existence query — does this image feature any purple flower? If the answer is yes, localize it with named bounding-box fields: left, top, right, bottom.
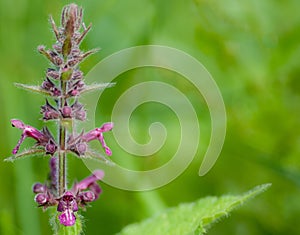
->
left=68, top=80, right=85, bottom=96
left=40, top=100, right=60, bottom=120
left=32, top=170, right=104, bottom=226
left=57, top=191, right=78, bottom=226
left=33, top=183, right=47, bottom=193
left=58, top=208, right=77, bottom=227
left=11, top=119, right=57, bottom=155
left=35, top=193, right=50, bottom=205
left=82, top=123, right=114, bottom=156
left=73, top=170, right=104, bottom=201
left=74, top=170, right=104, bottom=190
left=67, top=123, right=113, bottom=157
left=46, top=68, right=60, bottom=80
left=41, top=77, right=61, bottom=96
left=33, top=183, right=56, bottom=208
left=70, top=100, right=86, bottom=121
left=60, top=101, right=72, bottom=118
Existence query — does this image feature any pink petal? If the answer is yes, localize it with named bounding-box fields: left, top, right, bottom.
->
left=58, top=209, right=76, bottom=226
left=99, top=122, right=113, bottom=132
left=11, top=119, right=25, bottom=129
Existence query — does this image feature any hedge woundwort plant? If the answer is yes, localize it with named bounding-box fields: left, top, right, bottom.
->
left=6, top=3, right=113, bottom=228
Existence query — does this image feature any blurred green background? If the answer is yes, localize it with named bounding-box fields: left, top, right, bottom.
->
left=1, top=0, right=300, bottom=234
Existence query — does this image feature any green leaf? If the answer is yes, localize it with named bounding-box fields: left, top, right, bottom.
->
left=15, top=82, right=115, bottom=97
left=80, top=48, right=100, bottom=61
left=61, top=68, right=73, bottom=81
left=4, top=148, right=45, bottom=162
left=117, top=183, right=271, bottom=235
left=82, top=149, right=115, bottom=166
left=15, top=83, right=52, bottom=96
left=81, top=82, right=115, bottom=95
left=62, top=35, right=72, bottom=59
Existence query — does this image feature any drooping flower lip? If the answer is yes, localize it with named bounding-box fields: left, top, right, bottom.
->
left=58, top=209, right=76, bottom=226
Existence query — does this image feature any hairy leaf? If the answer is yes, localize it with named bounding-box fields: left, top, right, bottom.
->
left=118, top=183, right=271, bottom=235
left=83, top=149, right=115, bottom=166
left=4, top=148, right=45, bottom=162
left=81, top=83, right=115, bottom=95
left=15, top=83, right=52, bottom=96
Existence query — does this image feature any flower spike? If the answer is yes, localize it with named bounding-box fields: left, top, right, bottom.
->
left=7, top=3, right=114, bottom=230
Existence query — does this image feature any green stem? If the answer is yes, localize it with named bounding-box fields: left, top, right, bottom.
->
left=58, top=125, right=66, bottom=196
left=58, top=80, right=67, bottom=196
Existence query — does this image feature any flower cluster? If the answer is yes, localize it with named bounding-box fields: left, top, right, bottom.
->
left=7, top=4, right=113, bottom=228
left=11, top=119, right=113, bottom=157
left=33, top=158, right=104, bottom=226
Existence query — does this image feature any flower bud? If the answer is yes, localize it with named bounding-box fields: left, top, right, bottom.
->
left=44, top=110, right=60, bottom=120
left=45, top=140, right=57, bottom=154
left=52, top=88, right=61, bottom=96
left=41, top=78, right=54, bottom=90
left=74, top=110, right=86, bottom=121
left=67, top=80, right=85, bottom=96
left=46, top=68, right=60, bottom=80
left=81, top=191, right=95, bottom=202
left=61, top=105, right=72, bottom=118
left=69, top=89, right=79, bottom=96
left=38, top=46, right=64, bottom=66
left=72, top=70, right=83, bottom=80
left=71, top=47, right=81, bottom=57
left=35, top=193, right=49, bottom=205
left=52, top=43, right=62, bottom=53
left=89, top=182, right=102, bottom=200
left=49, top=51, right=63, bottom=66
left=33, top=183, right=46, bottom=194
left=41, top=100, right=60, bottom=120
left=68, top=59, right=79, bottom=67
left=75, top=142, right=87, bottom=155
left=41, top=78, right=61, bottom=96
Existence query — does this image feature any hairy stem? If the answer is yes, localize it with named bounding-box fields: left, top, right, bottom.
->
left=58, top=80, right=67, bottom=196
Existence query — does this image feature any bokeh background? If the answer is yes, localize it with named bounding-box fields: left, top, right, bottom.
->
left=1, top=0, right=300, bottom=234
